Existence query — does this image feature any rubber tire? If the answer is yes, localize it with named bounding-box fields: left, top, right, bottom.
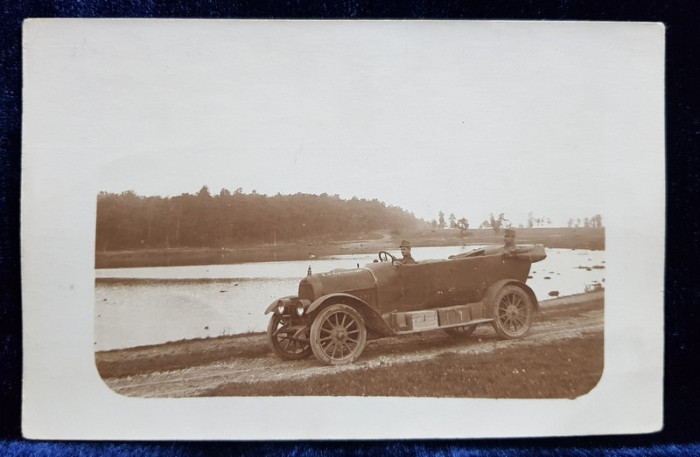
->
left=444, top=324, right=477, bottom=339
left=310, top=304, right=367, bottom=365
left=492, top=285, right=533, bottom=339
left=267, top=314, right=312, bottom=360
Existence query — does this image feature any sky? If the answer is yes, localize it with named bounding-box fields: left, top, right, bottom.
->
left=27, top=20, right=664, bottom=227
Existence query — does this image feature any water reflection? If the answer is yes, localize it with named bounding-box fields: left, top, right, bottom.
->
left=95, top=246, right=604, bottom=350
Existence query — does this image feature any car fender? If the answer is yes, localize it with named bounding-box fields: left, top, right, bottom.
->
left=264, top=295, right=298, bottom=315
left=307, top=293, right=393, bottom=335
left=482, top=279, right=539, bottom=319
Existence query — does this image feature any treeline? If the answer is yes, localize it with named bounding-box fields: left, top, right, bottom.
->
left=96, top=187, right=426, bottom=251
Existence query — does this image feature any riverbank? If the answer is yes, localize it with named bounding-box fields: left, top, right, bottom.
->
left=95, top=227, right=604, bottom=268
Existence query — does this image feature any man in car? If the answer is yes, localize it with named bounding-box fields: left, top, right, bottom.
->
left=397, top=240, right=417, bottom=264
left=503, top=228, right=518, bottom=257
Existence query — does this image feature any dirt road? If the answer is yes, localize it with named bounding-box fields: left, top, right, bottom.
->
left=97, top=291, right=603, bottom=398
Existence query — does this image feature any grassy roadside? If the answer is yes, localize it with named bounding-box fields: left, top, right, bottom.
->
left=95, top=227, right=604, bottom=268
left=95, top=334, right=269, bottom=379
left=204, top=333, right=603, bottom=399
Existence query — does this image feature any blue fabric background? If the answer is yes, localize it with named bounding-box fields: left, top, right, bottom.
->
left=2, top=1, right=699, bottom=455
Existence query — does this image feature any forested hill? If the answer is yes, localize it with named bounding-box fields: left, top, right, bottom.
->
left=96, top=188, right=427, bottom=251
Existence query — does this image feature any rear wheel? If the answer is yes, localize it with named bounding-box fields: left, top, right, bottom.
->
left=310, top=304, right=367, bottom=365
left=444, top=324, right=476, bottom=339
left=492, top=285, right=533, bottom=339
left=267, top=314, right=312, bottom=360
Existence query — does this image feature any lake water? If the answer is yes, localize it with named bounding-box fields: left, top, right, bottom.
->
left=95, top=246, right=605, bottom=351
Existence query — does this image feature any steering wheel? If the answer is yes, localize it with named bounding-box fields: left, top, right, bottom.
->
left=378, top=251, right=398, bottom=263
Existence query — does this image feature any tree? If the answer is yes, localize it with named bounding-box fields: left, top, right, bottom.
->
left=489, top=213, right=508, bottom=233
left=456, top=218, right=469, bottom=239
left=438, top=211, right=446, bottom=229
left=449, top=213, right=457, bottom=229
left=197, top=185, right=211, bottom=199
left=95, top=187, right=433, bottom=250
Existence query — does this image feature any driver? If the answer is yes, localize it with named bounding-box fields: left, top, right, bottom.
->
left=397, top=240, right=417, bottom=265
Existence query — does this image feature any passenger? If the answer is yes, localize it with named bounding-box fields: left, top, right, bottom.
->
left=397, top=240, right=417, bottom=265
left=503, top=228, right=517, bottom=257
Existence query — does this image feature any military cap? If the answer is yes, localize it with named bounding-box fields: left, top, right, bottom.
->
left=399, top=240, right=411, bottom=248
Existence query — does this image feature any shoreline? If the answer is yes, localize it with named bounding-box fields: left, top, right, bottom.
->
left=539, top=290, right=604, bottom=307
left=96, top=227, right=605, bottom=268
left=96, top=290, right=603, bottom=357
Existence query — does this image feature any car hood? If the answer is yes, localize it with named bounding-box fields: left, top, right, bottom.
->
left=298, top=266, right=377, bottom=301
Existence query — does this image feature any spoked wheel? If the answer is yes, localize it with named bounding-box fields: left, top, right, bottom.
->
left=267, top=314, right=312, bottom=360
left=310, top=304, right=367, bottom=365
left=492, top=285, right=533, bottom=339
left=444, top=324, right=477, bottom=339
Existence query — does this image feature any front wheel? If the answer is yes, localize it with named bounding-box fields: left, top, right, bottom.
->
left=310, top=304, right=367, bottom=365
left=267, top=314, right=312, bottom=360
left=492, top=285, right=534, bottom=339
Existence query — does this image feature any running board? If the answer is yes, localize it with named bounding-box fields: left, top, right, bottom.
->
left=385, top=301, right=489, bottom=335
left=393, top=318, right=493, bottom=335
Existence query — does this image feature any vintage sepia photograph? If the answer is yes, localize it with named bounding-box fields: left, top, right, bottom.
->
left=22, top=19, right=664, bottom=439
left=94, top=202, right=605, bottom=398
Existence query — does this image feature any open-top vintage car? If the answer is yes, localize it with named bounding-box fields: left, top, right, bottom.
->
left=265, top=241, right=546, bottom=365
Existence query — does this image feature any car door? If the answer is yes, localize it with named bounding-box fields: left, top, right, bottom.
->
left=394, top=262, right=432, bottom=311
